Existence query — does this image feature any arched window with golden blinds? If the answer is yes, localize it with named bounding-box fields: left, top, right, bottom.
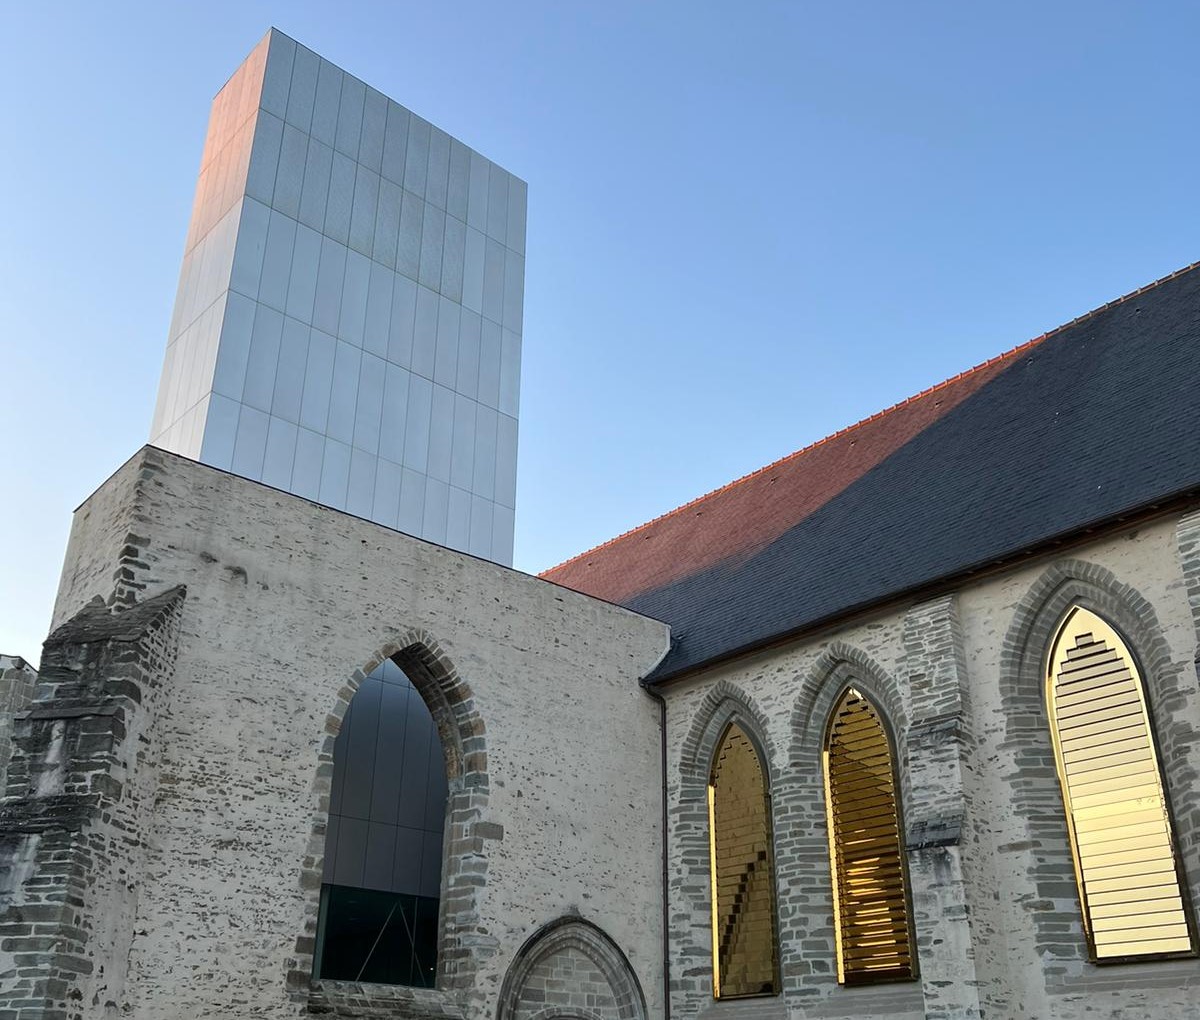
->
left=1046, top=607, right=1198, bottom=962
left=822, top=687, right=916, bottom=985
left=707, top=722, right=779, bottom=998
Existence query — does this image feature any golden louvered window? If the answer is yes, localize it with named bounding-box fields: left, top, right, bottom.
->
left=708, top=723, right=780, bottom=998
left=822, top=688, right=916, bottom=985
left=1047, top=607, right=1198, bottom=962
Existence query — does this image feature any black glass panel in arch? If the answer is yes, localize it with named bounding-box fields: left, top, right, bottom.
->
left=315, top=658, right=448, bottom=987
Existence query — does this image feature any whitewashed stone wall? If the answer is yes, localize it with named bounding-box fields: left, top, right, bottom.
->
left=35, top=445, right=670, bottom=1020
left=13, top=443, right=1200, bottom=1020
left=662, top=513, right=1200, bottom=1020
left=0, top=653, right=37, bottom=792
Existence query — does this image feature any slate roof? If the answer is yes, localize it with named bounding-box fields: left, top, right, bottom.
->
left=541, top=261, right=1200, bottom=684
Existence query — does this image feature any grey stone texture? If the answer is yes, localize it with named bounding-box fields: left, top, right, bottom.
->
left=662, top=512, right=1200, bottom=1020
left=497, top=917, right=647, bottom=1020
left=900, top=597, right=982, bottom=1020
left=0, top=587, right=185, bottom=1020
left=25, top=445, right=669, bottom=1020
left=0, top=653, right=37, bottom=795
left=8, top=453, right=1200, bottom=1019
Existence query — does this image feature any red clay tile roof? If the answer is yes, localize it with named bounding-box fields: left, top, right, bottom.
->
left=541, top=339, right=1039, bottom=605
left=540, top=260, right=1200, bottom=682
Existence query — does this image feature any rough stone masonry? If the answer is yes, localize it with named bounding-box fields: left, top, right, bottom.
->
left=2, top=446, right=669, bottom=1020
left=5, top=444, right=1200, bottom=1019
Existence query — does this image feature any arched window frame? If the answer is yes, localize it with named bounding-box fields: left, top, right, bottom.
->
left=1000, top=558, right=1200, bottom=988
left=673, top=685, right=783, bottom=1015
left=290, top=633, right=492, bottom=1011
left=706, top=718, right=782, bottom=1000
left=1044, top=605, right=1200, bottom=964
left=312, top=655, right=448, bottom=988
left=785, top=642, right=920, bottom=1005
left=821, top=684, right=918, bottom=986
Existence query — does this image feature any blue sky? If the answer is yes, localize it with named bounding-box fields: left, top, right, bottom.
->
left=2, top=1, right=1199, bottom=663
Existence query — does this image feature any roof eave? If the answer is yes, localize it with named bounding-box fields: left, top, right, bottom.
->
left=644, top=486, right=1200, bottom=689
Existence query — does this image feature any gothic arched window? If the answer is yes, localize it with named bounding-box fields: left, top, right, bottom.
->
left=708, top=722, right=779, bottom=998
left=314, top=658, right=447, bottom=986
left=1046, top=607, right=1197, bottom=962
left=822, top=687, right=916, bottom=985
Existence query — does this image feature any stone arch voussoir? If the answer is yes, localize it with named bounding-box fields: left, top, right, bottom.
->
left=669, top=682, right=782, bottom=1010
left=363, top=628, right=489, bottom=789
left=999, top=556, right=1199, bottom=982
left=290, top=628, right=491, bottom=1007
left=792, top=641, right=908, bottom=763
left=497, top=917, right=647, bottom=1020
left=679, top=679, right=778, bottom=786
left=1002, top=558, right=1175, bottom=712
left=773, top=641, right=911, bottom=999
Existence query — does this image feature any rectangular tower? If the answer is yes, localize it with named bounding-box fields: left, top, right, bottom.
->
left=149, top=30, right=524, bottom=564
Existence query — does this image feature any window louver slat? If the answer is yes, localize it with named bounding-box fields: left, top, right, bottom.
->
left=1047, top=608, right=1197, bottom=962
left=823, top=689, right=916, bottom=985
left=708, top=723, right=779, bottom=998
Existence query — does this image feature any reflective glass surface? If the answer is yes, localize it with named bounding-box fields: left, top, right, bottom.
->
left=317, top=658, right=447, bottom=986
left=708, top=724, right=779, bottom=998
left=153, top=32, right=524, bottom=565
left=1047, top=608, right=1197, bottom=961
left=822, top=688, right=915, bottom=985
left=315, top=884, right=438, bottom=987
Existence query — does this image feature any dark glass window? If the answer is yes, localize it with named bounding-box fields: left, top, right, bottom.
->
left=314, top=658, right=447, bottom=986
left=315, top=885, right=439, bottom=986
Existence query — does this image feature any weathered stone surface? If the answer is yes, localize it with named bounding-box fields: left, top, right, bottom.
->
left=42, top=446, right=671, bottom=1020
left=497, top=917, right=646, bottom=1020
left=0, top=586, right=185, bottom=1020
left=9, top=445, right=1200, bottom=1020
left=0, top=654, right=36, bottom=796
left=663, top=515, right=1200, bottom=1019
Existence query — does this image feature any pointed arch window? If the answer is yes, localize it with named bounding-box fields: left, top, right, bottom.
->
left=822, top=687, right=916, bottom=985
left=707, top=722, right=780, bottom=998
left=1046, top=607, right=1197, bottom=962
left=314, top=658, right=448, bottom=987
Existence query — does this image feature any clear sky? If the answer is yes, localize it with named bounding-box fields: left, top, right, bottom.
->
left=2, top=1, right=1199, bottom=665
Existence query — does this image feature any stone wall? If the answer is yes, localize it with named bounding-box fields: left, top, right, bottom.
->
left=0, top=588, right=185, bottom=1019
left=39, top=445, right=670, bottom=1020
left=662, top=512, right=1200, bottom=1020
left=0, top=654, right=37, bottom=794
left=13, top=443, right=1200, bottom=1020
left=497, top=917, right=647, bottom=1020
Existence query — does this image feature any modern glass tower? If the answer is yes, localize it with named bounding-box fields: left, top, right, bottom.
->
left=150, top=29, right=524, bottom=565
